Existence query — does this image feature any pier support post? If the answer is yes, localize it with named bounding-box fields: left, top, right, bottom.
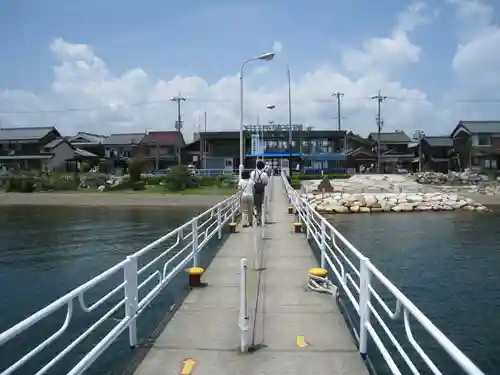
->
left=217, top=205, right=222, bottom=239
left=124, top=256, right=139, bottom=347
left=238, top=258, right=250, bottom=352
left=192, top=218, right=199, bottom=267
left=359, top=258, right=371, bottom=360
left=320, top=220, right=326, bottom=268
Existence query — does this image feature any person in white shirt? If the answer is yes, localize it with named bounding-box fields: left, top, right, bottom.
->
left=237, top=170, right=254, bottom=227
left=250, top=161, right=269, bottom=225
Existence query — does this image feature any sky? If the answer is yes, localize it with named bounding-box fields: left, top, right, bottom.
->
left=0, top=0, right=499, bottom=141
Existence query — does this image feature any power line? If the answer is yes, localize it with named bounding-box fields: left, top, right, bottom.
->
left=1, top=96, right=500, bottom=115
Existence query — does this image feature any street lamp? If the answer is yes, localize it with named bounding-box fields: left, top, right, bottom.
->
left=239, top=52, right=276, bottom=178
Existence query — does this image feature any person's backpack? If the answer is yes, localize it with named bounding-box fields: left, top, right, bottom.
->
left=253, top=170, right=266, bottom=195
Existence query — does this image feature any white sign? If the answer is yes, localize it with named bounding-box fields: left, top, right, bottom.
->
left=251, top=134, right=261, bottom=155
left=244, top=124, right=303, bottom=132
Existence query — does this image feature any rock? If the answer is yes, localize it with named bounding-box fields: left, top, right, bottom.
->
left=333, top=205, right=350, bottom=213
left=407, top=194, right=424, bottom=203
left=350, top=205, right=360, bottom=213
left=359, top=207, right=371, bottom=213
left=317, top=178, right=334, bottom=193
left=462, top=205, right=476, bottom=211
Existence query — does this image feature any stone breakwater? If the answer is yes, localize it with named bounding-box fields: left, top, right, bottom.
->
left=302, top=192, right=489, bottom=214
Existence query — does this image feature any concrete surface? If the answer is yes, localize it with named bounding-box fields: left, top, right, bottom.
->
left=133, top=177, right=368, bottom=375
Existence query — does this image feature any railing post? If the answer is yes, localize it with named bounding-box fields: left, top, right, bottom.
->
left=192, top=218, right=199, bottom=267
left=359, top=258, right=371, bottom=360
left=231, top=196, right=236, bottom=223
left=305, top=205, right=311, bottom=240
left=238, top=258, right=250, bottom=352
left=320, top=219, right=326, bottom=268
left=217, top=205, right=222, bottom=239
left=124, top=256, right=139, bottom=347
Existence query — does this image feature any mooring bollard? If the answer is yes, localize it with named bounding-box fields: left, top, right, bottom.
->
left=308, top=267, right=328, bottom=278
left=229, top=222, right=238, bottom=233
left=293, top=222, right=303, bottom=233
left=185, top=267, right=205, bottom=287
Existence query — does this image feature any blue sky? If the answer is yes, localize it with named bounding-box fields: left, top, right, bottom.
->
left=0, top=0, right=499, bottom=138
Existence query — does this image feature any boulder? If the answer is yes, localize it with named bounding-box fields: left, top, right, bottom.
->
left=317, top=177, right=334, bottom=193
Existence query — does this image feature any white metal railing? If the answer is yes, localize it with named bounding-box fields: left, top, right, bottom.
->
left=281, top=172, right=485, bottom=375
left=0, top=192, right=241, bottom=375
left=238, top=175, right=272, bottom=353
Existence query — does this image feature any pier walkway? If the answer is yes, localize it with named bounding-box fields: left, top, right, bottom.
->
left=133, top=176, right=367, bottom=375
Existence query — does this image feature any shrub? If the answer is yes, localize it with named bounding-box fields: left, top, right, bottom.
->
left=298, top=173, right=350, bottom=180
left=5, top=176, right=36, bottom=193
left=145, top=175, right=165, bottom=185
left=129, top=155, right=145, bottom=183
left=164, top=165, right=199, bottom=191
left=105, top=180, right=131, bottom=191
left=131, top=181, right=146, bottom=191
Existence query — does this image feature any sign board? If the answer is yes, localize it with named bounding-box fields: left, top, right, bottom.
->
left=251, top=134, right=261, bottom=155
left=243, top=124, right=304, bottom=132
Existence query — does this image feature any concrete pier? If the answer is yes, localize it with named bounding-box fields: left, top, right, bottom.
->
left=133, top=177, right=368, bottom=375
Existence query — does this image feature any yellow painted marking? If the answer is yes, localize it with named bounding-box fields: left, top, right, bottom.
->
left=296, top=335, right=308, bottom=348
left=180, top=358, right=197, bottom=375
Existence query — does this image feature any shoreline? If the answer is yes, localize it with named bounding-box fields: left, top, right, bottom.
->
left=0, top=192, right=229, bottom=208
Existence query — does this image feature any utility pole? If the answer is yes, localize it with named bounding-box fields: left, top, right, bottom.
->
left=287, top=64, right=293, bottom=178
left=170, top=95, right=186, bottom=165
left=371, top=91, right=387, bottom=173
left=332, top=92, right=344, bottom=131
left=204, top=111, right=207, bottom=132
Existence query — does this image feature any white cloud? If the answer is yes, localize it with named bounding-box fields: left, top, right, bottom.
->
left=341, top=2, right=432, bottom=77
left=449, top=0, right=500, bottom=89
left=0, top=2, right=498, bottom=140
left=272, top=40, right=283, bottom=54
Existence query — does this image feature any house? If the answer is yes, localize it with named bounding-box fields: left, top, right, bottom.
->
left=140, top=131, right=185, bottom=171
left=451, top=121, right=500, bottom=170
left=0, top=126, right=62, bottom=170
left=103, top=133, right=146, bottom=171
left=367, top=131, right=413, bottom=172
left=344, top=132, right=377, bottom=172
left=416, top=136, right=456, bottom=173
left=67, top=132, right=107, bottom=157
left=43, top=138, right=101, bottom=171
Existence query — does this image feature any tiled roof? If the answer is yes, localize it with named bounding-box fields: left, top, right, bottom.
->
left=424, top=136, right=453, bottom=147
left=368, top=131, right=411, bottom=143
left=44, top=138, right=67, bottom=149
left=103, top=133, right=146, bottom=146
left=141, top=131, right=185, bottom=146
left=0, top=126, right=59, bottom=141
left=74, top=148, right=99, bottom=158
left=457, top=121, right=500, bottom=134
left=68, top=132, right=107, bottom=144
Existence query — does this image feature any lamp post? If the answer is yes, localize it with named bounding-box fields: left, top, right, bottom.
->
left=239, top=52, right=275, bottom=178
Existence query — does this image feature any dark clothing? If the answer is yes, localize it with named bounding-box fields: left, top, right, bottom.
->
left=254, top=191, right=264, bottom=222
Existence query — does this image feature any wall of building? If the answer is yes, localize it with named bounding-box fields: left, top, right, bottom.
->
left=48, top=142, right=74, bottom=170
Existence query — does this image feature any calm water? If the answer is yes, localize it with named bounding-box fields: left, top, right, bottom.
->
left=0, top=205, right=224, bottom=375
left=327, top=212, right=500, bottom=375
left=0, top=208, right=499, bottom=375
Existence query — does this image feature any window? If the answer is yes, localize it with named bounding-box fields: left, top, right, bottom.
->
left=492, top=159, right=498, bottom=169
left=477, top=134, right=492, bottom=146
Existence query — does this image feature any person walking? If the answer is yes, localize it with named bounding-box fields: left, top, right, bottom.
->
left=250, top=160, right=269, bottom=225
left=237, top=170, right=254, bottom=227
